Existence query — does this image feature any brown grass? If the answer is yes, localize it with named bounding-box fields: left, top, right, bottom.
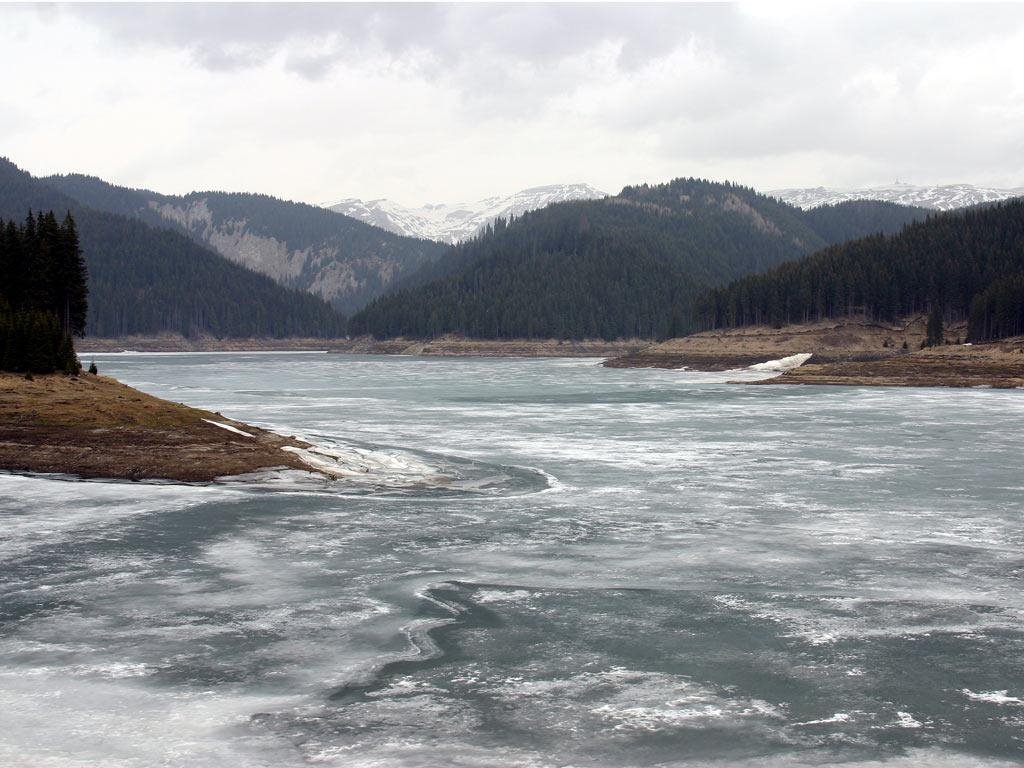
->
left=0, top=373, right=314, bottom=481
left=754, top=339, right=1024, bottom=388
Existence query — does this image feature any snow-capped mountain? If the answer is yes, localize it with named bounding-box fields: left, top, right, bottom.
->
left=771, top=182, right=1024, bottom=211
left=328, top=183, right=608, bottom=243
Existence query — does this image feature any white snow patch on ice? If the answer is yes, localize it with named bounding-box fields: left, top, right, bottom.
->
left=962, top=689, right=1024, bottom=705
left=747, top=352, right=813, bottom=372
left=795, top=712, right=852, bottom=726
left=281, top=443, right=445, bottom=486
left=895, top=711, right=924, bottom=728
left=201, top=419, right=254, bottom=438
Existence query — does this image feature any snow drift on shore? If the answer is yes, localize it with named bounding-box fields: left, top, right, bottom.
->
left=747, top=353, right=813, bottom=372
left=282, top=443, right=444, bottom=484
left=202, top=418, right=254, bottom=438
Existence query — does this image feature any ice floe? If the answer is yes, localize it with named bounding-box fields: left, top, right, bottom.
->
left=961, top=689, right=1024, bottom=705
left=281, top=443, right=444, bottom=483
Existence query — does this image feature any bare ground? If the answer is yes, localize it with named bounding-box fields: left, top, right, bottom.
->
left=603, top=315, right=1024, bottom=388
left=604, top=317, right=935, bottom=371
left=0, top=373, right=318, bottom=482
left=78, top=333, right=648, bottom=358
left=753, top=340, right=1024, bottom=388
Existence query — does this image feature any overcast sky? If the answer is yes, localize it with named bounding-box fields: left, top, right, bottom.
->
left=2, top=2, right=1023, bottom=206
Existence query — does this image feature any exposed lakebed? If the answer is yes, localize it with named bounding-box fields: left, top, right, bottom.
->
left=2, top=353, right=1023, bottom=767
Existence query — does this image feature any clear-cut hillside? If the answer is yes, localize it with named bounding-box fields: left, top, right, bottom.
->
left=328, top=183, right=608, bottom=243
left=44, top=174, right=448, bottom=314
left=772, top=182, right=1024, bottom=211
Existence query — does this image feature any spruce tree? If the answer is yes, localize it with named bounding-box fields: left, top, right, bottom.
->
left=58, top=213, right=88, bottom=336
left=925, top=307, right=944, bottom=348
left=0, top=211, right=89, bottom=373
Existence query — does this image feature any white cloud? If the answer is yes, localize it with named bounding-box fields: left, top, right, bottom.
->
left=1, top=3, right=1022, bottom=205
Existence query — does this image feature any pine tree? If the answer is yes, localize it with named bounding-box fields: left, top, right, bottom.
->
left=0, top=211, right=90, bottom=373
left=925, top=307, right=944, bottom=347
left=57, top=213, right=88, bottom=336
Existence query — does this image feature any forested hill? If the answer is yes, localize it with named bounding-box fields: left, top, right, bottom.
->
left=349, top=178, right=929, bottom=340
left=695, top=200, right=1024, bottom=342
left=792, top=199, right=935, bottom=245
left=44, top=173, right=447, bottom=314
left=0, top=158, right=345, bottom=338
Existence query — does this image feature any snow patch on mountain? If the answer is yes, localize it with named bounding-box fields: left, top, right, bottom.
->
left=327, top=183, right=608, bottom=243
left=771, top=182, right=1024, bottom=211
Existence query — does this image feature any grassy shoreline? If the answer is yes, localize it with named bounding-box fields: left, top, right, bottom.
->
left=750, top=343, right=1024, bottom=388
left=74, top=324, right=1024, bottom=389
left=604, top=316, right=1024, bottom=388
left=0, top=373, right=318, bottom=482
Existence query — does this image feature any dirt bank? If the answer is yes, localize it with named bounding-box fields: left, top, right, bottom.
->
left=751, top=340, right=1024, bottom=388
left=78, top=334, right=647, bottom=358
left=0, top=373, right=318, bottom=482
left=77, top=335, right=341, bottom=353
left=357, top=335, right=648, bottom=358
left=604, top=317, right=936, bottom=371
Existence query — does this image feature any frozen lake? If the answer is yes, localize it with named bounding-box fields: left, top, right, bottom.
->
left=2, top=352, right=1023, bottom=767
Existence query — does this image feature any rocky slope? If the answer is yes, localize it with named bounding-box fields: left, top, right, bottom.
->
left=44, top=174, right=447, bottom=314
left=0, top=159, right=346, bottom=339
left=328, top=183, right=607, bottom=243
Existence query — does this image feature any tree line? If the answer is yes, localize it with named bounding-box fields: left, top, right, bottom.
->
left=0, top=211, right=87, bottom=373
left=694, top=200, right=1024, bottom=342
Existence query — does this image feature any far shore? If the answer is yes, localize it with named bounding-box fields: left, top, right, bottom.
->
left=604, top=316, right=1024, bottom=388
left=77, top=334, right=648, bottom=358
left=748, top=343, right=1024, bottom=388
left=75, top=322, right=1024, bottom=389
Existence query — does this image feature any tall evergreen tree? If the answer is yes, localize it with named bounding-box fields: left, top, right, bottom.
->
left=925, top=307, right=944, bottom=347
left=0, top=210, right=85, bottom=373
left=56, top=212, right=88, bottom=336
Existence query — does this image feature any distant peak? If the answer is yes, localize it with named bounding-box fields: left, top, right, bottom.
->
left=770, top=182, right=1023, bottom=211
left=327, top=182, right=608, bottom=243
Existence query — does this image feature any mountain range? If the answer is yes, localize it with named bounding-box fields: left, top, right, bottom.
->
left=770, top=182, right=1024, bottom=211
left=328, top=183, right=607, bottom=243
left=10, top=154, right=1015, bottom=343
left=333, top=180, right=1024, bottom=243
left=44, top=174, right=447, bottom=314
left=349, top=179, right=930, bottom=341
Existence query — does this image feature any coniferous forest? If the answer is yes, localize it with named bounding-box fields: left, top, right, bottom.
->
left=0, top=211, right=87, bottom=373
left=349, top=179, right=928, bottom=340
left=43, top=173, right=448, bottom=315
left=0, top=158, right=347, bottom=339
left=694, top=200, right=1024, bottom=342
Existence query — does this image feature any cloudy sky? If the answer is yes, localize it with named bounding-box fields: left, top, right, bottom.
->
left=2, top=2, right=1023, bottom=206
